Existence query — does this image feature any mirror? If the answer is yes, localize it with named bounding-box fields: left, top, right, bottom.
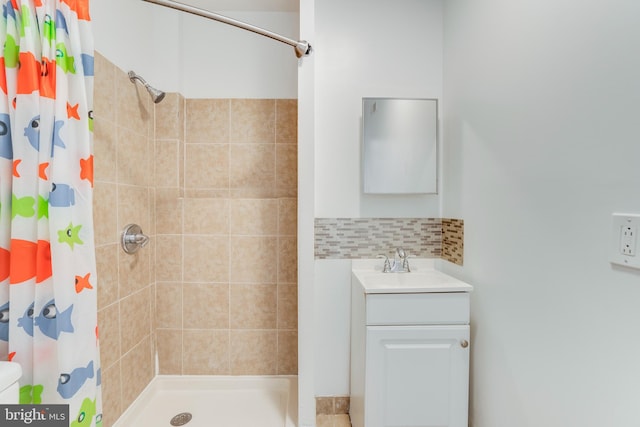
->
left=362, top=98, right=437, bottom=194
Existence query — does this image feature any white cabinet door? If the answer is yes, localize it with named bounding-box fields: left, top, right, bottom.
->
left=365, top=325, right=470, bottom=427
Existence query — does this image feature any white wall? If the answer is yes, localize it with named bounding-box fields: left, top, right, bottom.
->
left=314, top=0, right=443, bottom=219
left=92, top=0, right=180, bottom=92
left=313, top=259, right=352, bottom=396
left=442, top=1, right=640, bottom=426
left=298, top=1, right=316, bottom=424
left=179, top=11, right=299, bottom=98
left=311, top=0, right=444, bottom=398
left=92, top=0, right=298, bottom=98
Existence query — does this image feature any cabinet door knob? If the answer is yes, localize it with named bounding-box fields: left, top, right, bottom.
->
left=460, top=340, right=469, bottom=348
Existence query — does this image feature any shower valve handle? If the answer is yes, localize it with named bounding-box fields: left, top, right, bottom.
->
left=121, top=224, right=150, bottom=254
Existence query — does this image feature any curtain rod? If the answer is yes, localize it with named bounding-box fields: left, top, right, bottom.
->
left=142, top=0, right=312, bottom=58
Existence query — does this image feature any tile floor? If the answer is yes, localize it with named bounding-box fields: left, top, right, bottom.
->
left=316, top=414, right=352, bottom=427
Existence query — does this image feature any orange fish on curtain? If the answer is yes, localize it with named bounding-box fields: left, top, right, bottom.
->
left=0, top=0, right=102, bottom=425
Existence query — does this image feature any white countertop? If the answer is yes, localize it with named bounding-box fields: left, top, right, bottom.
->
left=352, top=258, right=473, bottom=294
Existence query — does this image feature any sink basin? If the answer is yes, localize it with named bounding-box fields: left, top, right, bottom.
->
left=352, top=259, right=473, bottom=294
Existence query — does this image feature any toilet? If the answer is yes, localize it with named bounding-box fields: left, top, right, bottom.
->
left=0, top=361, right=22, bottom=403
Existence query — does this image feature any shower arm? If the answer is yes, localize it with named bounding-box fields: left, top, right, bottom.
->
left=142, top=0, right=312, bottom=58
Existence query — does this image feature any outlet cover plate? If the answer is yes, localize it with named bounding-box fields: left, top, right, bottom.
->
left=611, top=213, right=640, bottom=269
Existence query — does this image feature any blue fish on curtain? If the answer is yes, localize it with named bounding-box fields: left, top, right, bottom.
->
left=0, top=0, right=101, bottom=426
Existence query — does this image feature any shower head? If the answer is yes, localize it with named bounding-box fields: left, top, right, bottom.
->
left=145, top=85, right=166, bottom=104
left=128, top=71, right=166, bottom=103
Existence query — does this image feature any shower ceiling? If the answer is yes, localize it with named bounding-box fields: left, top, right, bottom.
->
left=179, top=0, right=298, bottom=11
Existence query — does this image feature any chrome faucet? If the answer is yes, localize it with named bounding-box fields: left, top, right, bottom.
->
left=394, top=247, right=411, bottom=273
left=378, top=248, right=411, bottom=273
left=377, top=254, right=392, bottom=273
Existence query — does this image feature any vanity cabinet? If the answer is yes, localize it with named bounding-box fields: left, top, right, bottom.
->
left=350, top=271, right=471, bottom=427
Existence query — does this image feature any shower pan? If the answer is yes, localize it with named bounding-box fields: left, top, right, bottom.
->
left=113, top=376, right=298, bottom=427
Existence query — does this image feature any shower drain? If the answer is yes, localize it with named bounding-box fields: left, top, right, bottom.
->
left=170, top=412, right=193, bottom=426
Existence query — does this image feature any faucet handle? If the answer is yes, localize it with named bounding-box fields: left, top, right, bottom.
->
left=121, top=224, right=150, bottom=255
left=402, top=255, right=411, bottom=273
left=377, top=254, right=392, bottom=273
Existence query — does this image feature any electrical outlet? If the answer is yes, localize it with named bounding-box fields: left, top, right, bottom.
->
left=611, top=213, right=640, bottom=269
left=620, top=226, right=636, bottom=256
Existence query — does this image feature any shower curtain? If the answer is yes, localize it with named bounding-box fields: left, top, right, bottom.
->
left=0, top=0, right=101, bottom=426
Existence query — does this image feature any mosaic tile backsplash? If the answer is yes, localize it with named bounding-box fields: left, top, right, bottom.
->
left=442, top=218, right=464, bottom=265
left=314, top=217, right=464, bottom=265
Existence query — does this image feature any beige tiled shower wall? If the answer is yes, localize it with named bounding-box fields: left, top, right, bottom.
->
left=93, top=52, right=298, bottom=427
left=93, top=53, right=156, bottom=427
left=155, top=97, right=298, bottom=376
left=155, top=99, right=297, bottom=375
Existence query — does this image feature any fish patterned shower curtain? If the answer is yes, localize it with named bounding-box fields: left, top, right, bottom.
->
left=0, top=0, right=101, bottom=426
